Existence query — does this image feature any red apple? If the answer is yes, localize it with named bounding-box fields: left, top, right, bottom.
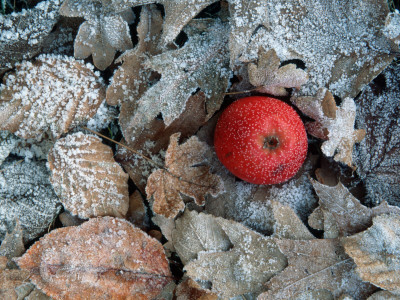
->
left=214, top=96, right=308, bottom=185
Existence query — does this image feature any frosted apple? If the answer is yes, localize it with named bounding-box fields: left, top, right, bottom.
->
left=214, top=96, right=308, bottom=185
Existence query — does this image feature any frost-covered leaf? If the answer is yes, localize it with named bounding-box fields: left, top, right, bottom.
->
left=245, top=0, right=396, bottom=98
left=368, top=291, right=400, bottom=300
left=16, top=217, right=173, bottom=300
left=310, top=179, right=400, bottom=238
left=292, top=88, right=365, bottom=167
left=248, top=48, right=308, bottom=96
left=106, top=4, right=166, bottom=142
left=48, top=132, right=129, bottom=219
left=384, top=12, right=400, bottom=44
left=354, top=64, right=400, bottom=206
left=0, top=0, right=61, bottom=75
left=116, top=92, right=208, bottom=194
left=60, top=0, right=135, bottom=70
left=343, top=214, right=400, bottom=295
left=258, top=238, right=375, bottom=300
left=0, top=54, right=105, bottom=140
left=183, top=211, right=287, bottom=299
left=0, top=159, right=61, bottom=243
left=146, top=133, right=223, bottom=218
left=227, top=0, right=269, bottom=64
left=271, top=201, right=315, bottom=240
left=0, top=132, right=17, bottom=166
left=171, top=210, right=232, bottom=264
left=126, top=19, right=230, bottom=140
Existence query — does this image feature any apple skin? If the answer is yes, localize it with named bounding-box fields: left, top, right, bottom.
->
left=214, top=96, right=308, bottom=185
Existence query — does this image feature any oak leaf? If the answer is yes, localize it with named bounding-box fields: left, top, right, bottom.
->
left=343, top=214, right=400, bottom=295
left=60, top=0, right=135, bottom=70
left=258, top=238, right=375, bottom=300
left=0, top=159, right=61, bottom=243
left=354, top=64, right=400, bottom=206
left=146, top=133, right=223, bottom=218
left=292, top=88, right=365, bottom=167
left=16, top=217, right=173, bottom=300
left=176, top=277, right=218, bottom=300
left=248, top=48, right=308, bottom=96
left=245, top=0, right=396, bottom=98
left=48, top=132, right=129, bottom=219
left=181, top=210, right=287, bottom=299
left=0, top=54, right=105, bottom=140
left=124, top=19, right=230, bottom=140
left=310, top=179, right=400, bottom=238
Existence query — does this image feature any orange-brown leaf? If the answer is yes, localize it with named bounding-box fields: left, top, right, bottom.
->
left=48, top=132, right=129, bottom=218
left=16, top=217, right=173, bottom=300
left=146, top=133, right=223, bottom=218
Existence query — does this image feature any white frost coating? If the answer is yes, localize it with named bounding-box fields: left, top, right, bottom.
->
left=86, top=100, right=118, bottom=132
left=0, top=54, right=105, bottom=140
left=384, top=11, right=400, bottom=44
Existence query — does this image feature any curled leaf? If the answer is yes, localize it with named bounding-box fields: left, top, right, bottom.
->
left=48, top=132, right=129, bottom=219
left=16, top=217, right=173, bottom=300
left=0, top=54, right=105, bottom=140
left=146, top=133, right=224, bottom=218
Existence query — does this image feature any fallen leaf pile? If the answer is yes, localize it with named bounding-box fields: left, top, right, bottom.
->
left=0, top=1, right=400, bottom=299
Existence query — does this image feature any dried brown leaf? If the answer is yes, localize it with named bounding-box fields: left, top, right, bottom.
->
left=292, top=88, right=365, bottom=167
left=258, top=238, right=375, bottom=300
left=343, top=214, right=400, bottom=295
left=311, top=179, right=400, bottom=238
left=48, top=132, right=129, bottom=219
left=183, top=211, right=287, bottom=299
left=123, top=19, right=229, bottom=140
left=176, top=277, right=218, bottom=300
left=248, top=48, right=308, bottom=96
left=0, top=55, right=105, bottom=140
left=146, top=133, right=223, bottom=218
left=0, top=265, right=30, bottom=300
left=126, top=190, right=147, bottom=230
left=116, top=92, right=208, bottom=194
left=368, top=291, right=400, bottom=300
left=16, top=217, right=173, bottom=300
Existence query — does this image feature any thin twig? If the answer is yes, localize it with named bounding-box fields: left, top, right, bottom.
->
left=82, top=127, right=164, bottom=169
left=224, top=89, right=257, bottom=95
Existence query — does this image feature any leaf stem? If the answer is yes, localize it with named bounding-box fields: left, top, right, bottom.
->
left=224, top=88, right=257, bottom=95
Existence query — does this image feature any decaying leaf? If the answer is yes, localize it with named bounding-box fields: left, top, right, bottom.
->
left=310, top=179, right=400, bottom=238
left=0, top=0, right=61, bottom=75
left=60, top=0, right=135, bottom=70
left=182, top=211, right=287, bottom=299
left=0, top=159, right=61, bottom=243
left=259, top=238, right=375, bottom=300
left=292, top=88, right=365, bottom=167
left=343, top=214, right=400, bottom=295
left=116, top=92, right=208, bottom=194
left=146, top=133, right=223, bottom=219
left=176, top=277, right=218, bottom=300
left=248, top=48, right=308, bottom=96
left=0, top=54, right=105, bottom=140
left=126, top=190, right=148, bottom=230
left=125, top=18, right=230, bottom=140
left=48, top=132, right=129, bottom=219
left=244, top=0, right=397, bottom=98
left=107, top=5, right=166, bottom=143
left=16, top=217, right=173, bottom=300
left=354, top=64, right=400, bottom=206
